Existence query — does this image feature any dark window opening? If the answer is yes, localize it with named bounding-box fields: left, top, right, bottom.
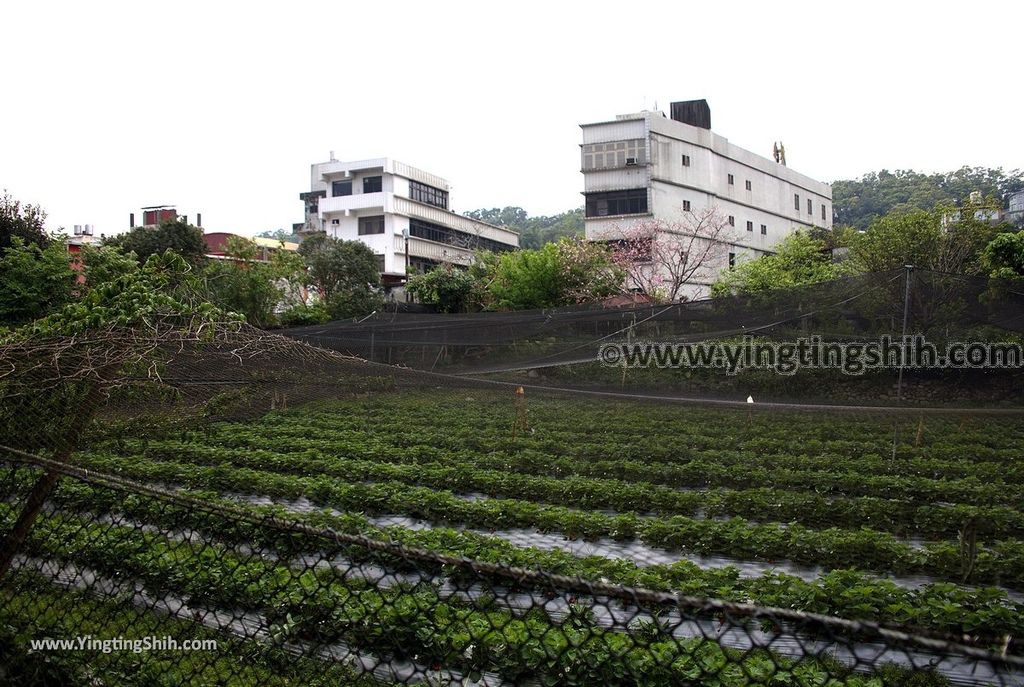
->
left=408, top=256, right=440, bottom=274
left=682, top=200, right=691, bottom=212
left=746, top=221, right=753, bottom=232
left=681, top=154, right=691, bottom=167
left=332, top=180, right=352, bottom=197
left=408, top=217, right=514, bottom=253
left=729, top=252, right=736, bottom=268
left=794, top=193, right=800, bottom=211
left=822, top=204, right=827, bottom=220
left=584, top=188, right=648, bottom=217
left=728, top=215, right=735, bottom=227
left=409, top=180, right=449, bottom=209
left=761, top=224, right=767, bottom=235
left=807, top=198, right=813, bottom=214
left=358, top=216, right=385, bottom=235
left=727, top=174, right=735, bottom=185
left=363, top=176, right=382, bottom=193
left=745, top=180, right=752, bottom=191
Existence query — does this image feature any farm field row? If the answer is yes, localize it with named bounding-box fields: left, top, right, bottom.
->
left=0, top=499, right=909, bottom=687
left=12, top=473, right=1018, bottom=642
left=10, top=390, right=1023, bottom=684
left=126, top=438, right=1024, bottom=539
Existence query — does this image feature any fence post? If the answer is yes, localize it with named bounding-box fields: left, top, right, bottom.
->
left=0, top=378, right=108, bottom=581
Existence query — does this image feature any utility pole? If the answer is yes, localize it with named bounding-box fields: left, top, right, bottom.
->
left=895, top=265, right=914, bottom=403
left=402, top=228, right=411, bottom=303
left=892, top=264, right=914, bottom=460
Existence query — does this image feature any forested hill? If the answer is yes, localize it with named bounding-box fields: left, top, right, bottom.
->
left=831, top=167, right=1023, bottom=229
left=463, top=207, right=584, bottom=249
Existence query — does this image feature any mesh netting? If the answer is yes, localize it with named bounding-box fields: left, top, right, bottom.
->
left=1, top=269, right=1023, bottom=685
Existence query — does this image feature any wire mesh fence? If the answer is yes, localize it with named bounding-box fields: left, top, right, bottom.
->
left=2, top=269, right=1024, bottom=685
left=1, top=448, right=1022, bottom=686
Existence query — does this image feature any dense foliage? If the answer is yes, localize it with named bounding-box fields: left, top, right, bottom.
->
left=0, top=238, right=77, bottom=327
left=296, top=233, right=383, bottom=319
left=464, top=206, right=584, bottom=249
left=106, top=218, right=208, bottom=266
left=0, top=190, right=49, bottom=251
left=203, top=236, right=305, bottom=328
left=831, top=167, right=1024, bottom=230
left=405, top=263, right=478, bottom=313
left=982, top=231, right=1024, bottom=280
left=712, top=232, right=848, bottom=296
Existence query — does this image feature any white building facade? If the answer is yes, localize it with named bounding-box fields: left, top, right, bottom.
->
left=581, top=101, right=833, bottom=299
left=297, top=157, right=519, bottom=287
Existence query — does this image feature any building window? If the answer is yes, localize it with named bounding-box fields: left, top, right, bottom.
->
left=807, top=198, right=813, bottom=215
left=822, top=204, right=827, bottom=221
left=745, top=180, right=752, bottom=191
left=408, top=217, right=514, bottom=253
left=746, top=220, right=753, bottom=232
left=728, top=174, right=735, bottom=185
left=729, top=252, right=736, bottom=269
left=374, top=254, right=386, bottom=272
left=682, top=154, right=691, bottom=167
left=584, top=188, right=648, bottom=217
left=728, top=215, right=735, bottom=227
left=794, top=193, right=800, bottom=211
left=363, top=176, right=382, bottom=193
left=682, top=200, right=691, bottom=212
left=409, top=256, right=440, bottom=274
left=409, top=180, right=449, bottom=209
left=582, top=139, right=646, bottom=170
left=761, top=224, right=767, bottom=235
left=332, top=180, right=352, bottom=197
left=358, top=215, right=385, bottom=235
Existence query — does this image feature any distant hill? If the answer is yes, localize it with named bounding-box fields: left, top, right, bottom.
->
left=464, top=207, right=583, bottom=249
left=830, top=166, right=1024, bottom=230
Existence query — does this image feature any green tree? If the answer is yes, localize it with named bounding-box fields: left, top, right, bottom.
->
left=406, top=264, right=478, bottom=313
left=982, top=232, right=1024, bottom=280
left=849, top=203, right=1001, bottom=276
left=711, top=232, right=848, bottom=297
left=483, top=238, right=623, bottom=310
left=107, top=218, right=207, bottom=265
left=1, top=191, right=49, bottom=250
left=297, top=234, right=383, bottom=319
left=203, top=237, right=305, bottom=327
left=0, top=238, right=76, bottom=326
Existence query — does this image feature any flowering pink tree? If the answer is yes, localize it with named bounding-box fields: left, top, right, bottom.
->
left=601, top=207, right=735, bottom=302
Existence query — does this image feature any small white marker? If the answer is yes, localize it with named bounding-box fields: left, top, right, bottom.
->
left=746, top=395, right=754, bottom=404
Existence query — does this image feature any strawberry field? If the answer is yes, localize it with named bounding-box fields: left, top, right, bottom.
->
left=3, top=387, right=1024, bottom=685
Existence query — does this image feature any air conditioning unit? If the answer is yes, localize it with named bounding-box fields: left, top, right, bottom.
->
left=625, top=157, right=638, bottom=166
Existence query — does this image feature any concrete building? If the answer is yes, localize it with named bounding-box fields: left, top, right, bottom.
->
left=581, top=100, right=832, bottom=299
left=1006, top=190, right=1024, bottom=226
left=296, top=156, right=519, bottom=288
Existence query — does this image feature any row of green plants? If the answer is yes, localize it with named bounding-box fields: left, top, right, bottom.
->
left=72, top=452, right=1024, bottom=589
left=154, top=424, right=1024, bottom=508
left=25, top=474, right=1024, bottom=641
left=0, top=502, right=915, bottom=687
left=129, top=438, right=1024, bottom=539
left=209, top=410, right=1024, bottom=483
left=0, top=572, right=366, bottom=687
left=248, top=395, right=1024, bottom=459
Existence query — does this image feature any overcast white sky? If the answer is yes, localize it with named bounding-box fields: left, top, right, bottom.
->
left=2, top=0, right=1021, bottom=237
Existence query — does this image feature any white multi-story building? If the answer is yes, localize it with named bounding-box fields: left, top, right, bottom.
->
left=581, top=100, right=832, bottom=298
left=297, top=156, right=519, bottom=288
